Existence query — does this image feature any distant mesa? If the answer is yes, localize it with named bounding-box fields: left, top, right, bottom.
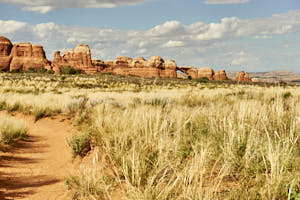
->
left=0, top=35, right=252, bottom=82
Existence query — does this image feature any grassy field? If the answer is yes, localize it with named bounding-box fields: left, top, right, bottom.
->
left=0, top=72, right=299, bottom=200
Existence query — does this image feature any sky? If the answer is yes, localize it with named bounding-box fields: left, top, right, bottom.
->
left=0, top=0, right=300, bottom=72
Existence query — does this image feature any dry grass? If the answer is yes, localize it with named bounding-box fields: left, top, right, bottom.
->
left=0, top=116, right=28, bottom=146
left=0, top=73, right=299, bottom=199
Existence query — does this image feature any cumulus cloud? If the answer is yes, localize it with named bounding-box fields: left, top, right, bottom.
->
left=0, top=20, right=27, bottom=34
left=0, top=0, right=151, bottom=13
left=1, top=10, right=300, bottom=71
left=203, top=0, right=249, bottom=4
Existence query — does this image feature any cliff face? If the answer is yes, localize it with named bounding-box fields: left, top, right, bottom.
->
left=0, top=36, right=12, bottom=70
left=51, top=45, right=100, bottom=74
left=0, top=35, right=247, bottom=81
left=0, top=36, right=50, bottom=71
left=10, top=43, right=50, bottom=71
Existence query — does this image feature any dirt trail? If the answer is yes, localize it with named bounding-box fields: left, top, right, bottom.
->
left=0, top=111, right=74, bottom=200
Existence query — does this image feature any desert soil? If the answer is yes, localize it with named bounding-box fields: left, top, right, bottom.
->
left=0, top=111, right=74, bottom=200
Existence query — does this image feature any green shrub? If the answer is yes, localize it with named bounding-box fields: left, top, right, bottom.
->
left=61, top=66, right=82, bottom=75
left=47, top=69, right=54, bottom=74
left=67, top=133, right=91, bottom=157
left=9, top=68, right=22, bottom=73
left=36, top=67, right=48, bottom=73
left=283, top=91, right=292, bottom=99
left=25, top=67, right=37, bottom=73
left=195, top=77, right=209, bottom=83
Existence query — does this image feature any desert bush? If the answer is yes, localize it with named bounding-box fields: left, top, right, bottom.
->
left=0, top=116, right=28, bottom=146
left=195, top=76, right=209, bottom=83
left=67, top=132, right=91, bottom=157
left=61, top=66, right=82, bottom=75
left=283, top=91, right=292, bottom=99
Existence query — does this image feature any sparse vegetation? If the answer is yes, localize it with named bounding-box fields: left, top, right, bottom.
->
left=67, top=132, right=91, bottom=157
left=0, top=116, right=28, bottom=146
left=61, top=66, right=82, bottom=75
left=0, top=72, right=299, bottom=199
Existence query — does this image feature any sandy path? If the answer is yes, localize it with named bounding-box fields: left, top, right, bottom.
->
left=0, top=112, right=74, bottom=200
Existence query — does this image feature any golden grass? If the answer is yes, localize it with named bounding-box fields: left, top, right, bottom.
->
left=0, top=73, right=299, bottom=199
left=0, top=116, right=28, bottom=146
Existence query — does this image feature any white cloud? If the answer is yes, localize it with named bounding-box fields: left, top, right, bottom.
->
left=254, top=35, right=272, bottom=39
left=1, top=10, right=300, bottom=71
left=232, top=57, right=248, bottom=65
left=22, top=6, right=54, bottom=14
left=163, top=40, right=184, bottom=47
left=0, top=20, right=27, bottom=34
left=147, top=21, right=185, bottom=37
left=0, top=0, right=151, bottom=13
left=203, top=0, right=249, bottom=4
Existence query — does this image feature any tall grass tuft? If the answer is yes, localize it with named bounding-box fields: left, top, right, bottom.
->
left=0, top=116, right=28, bottom=146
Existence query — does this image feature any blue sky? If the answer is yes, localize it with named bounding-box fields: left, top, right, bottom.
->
left=0, top=0, right=300, bottom=72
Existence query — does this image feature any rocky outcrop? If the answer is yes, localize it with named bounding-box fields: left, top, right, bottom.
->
left=235, top=71, right=251, bottom=82
left=213, top=70, right=227, bottom=81
left=0, top=36, right=13, bottom=71
left=10, top=43, right=50, bottom=71
left=177, top=73, right=187, bottom=79
left=236, top=71, right=251, bottom=82
left=177, top=67, right=198, bottom=79
left=198, top=67, right=214, bottom=80
left=51, top=44, right=99, bottom=74
left=162, top=60, right=177, bottom=78
left=101, top=56, right=177, bottom=78
left=251, top=78, right=260, bottom=83
left=244, top=73, right=251, bottom=82
left=177, top=66, right=228, bottom=80
left=0, top=35, right=237, bottom=81
left=0, top=36, right=50, bottom=71
left=132, top=57, right=147, bottom=68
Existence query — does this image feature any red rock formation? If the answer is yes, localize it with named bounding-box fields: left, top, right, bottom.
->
left=0, top=36, right=12, bottom=71
left=92, top=59, right=106, bottom=70
left=132, top=57, right=147, bottom=68
left=114, top=56, right=132, bottom=67
left=177, top=73, right=187, bottom=79
left=177, top=66, right=222, bottom=80
left=100, top=56, right=177, bottom=78
left=236, top=71, right=251, bottom=82
left=51, top=44, right=98, bottom=74
left=9, top=43, right=50, bottom=71
left=213, top=70, right=228, bottom=81
left=197, top=67, right=214, bottom=80
left=178, top=67, right=198, bottom=79
left=161, top=60, right=177, bottom=78
left=236, top=71, right=245, bottom=81
left=244, top=73, right=251, bottom=82
left=0, top=35, right=237, bottom=81
left=251, top=78, right=260, bottom=83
